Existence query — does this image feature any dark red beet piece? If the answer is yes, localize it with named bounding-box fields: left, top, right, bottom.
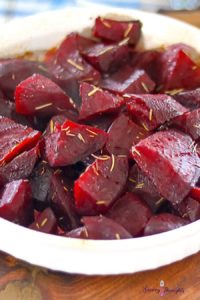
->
left=79, top=82, right=124, bottom=121
left=107, top=192, right=152, bottom=236
left=82, top=42, right=129, bottom=73
left=86, top=113, right=117, bottom=131
left=49, top=173, right=79, bottom=231
left=15, top=74, right=77, bottom=119
left=0, top=179, right=33, bottom=225
left=106, top=113, right=149, bottom=155
left=29, top=207, right=57, bottom=234
left=101, top=66, right=155, bottom=95
left=131, top=130, right=200, bottom=204
left=81, top=215, right=132, bottom=240
left=189, top=187, right=200, bottom=203
left=0, top=59, right=48, bottom=99
left=65, top=226, right=88, bottom=238
left=144, top=213, right=189, bottom=236
left=74, top=155, right=128, bottom=215
left=0, top=116, right=41, bottom=165
left=172, top=108, right=200, bottom=141
left=93, top=17, right=142, bottom=45
left=127, top=164, right=165, bottom=212
left=45, top=114, right=68, bottom=135
left=173, top=197, right=200, bottom=222
left=173, top=88, right=200, bottom=110
left=44, top=120, right=107, bottom=167
left=0, top=145, right=39, bottom=186
left=126, top=93, right=187, bottom=131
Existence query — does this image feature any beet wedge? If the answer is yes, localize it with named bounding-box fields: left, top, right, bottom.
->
left=45, top=120, right=107, bottom=167
left=131, top=130, right=200, bottom=204
left=79, top=82, right=124, bottom=121
left=93, top=17, right=142, bottom=45
left=0, top=116, right=41, bottom=165
left=173, top=196, right=200, bottom=222
left=174, top=88, right=200, bottom=110
left=0, top=179, right=33, bottom=225
left=126, top=94, right=187, bottom=131
left=29, top=207, right=57, bottom=233
left=74, top=155, right=128, bottom=215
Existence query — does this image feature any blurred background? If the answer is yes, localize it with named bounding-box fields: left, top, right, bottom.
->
left=0, top=0, right=200, bottom=23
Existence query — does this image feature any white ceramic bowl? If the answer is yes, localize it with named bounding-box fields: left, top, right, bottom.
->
left=0, top=7, right=200, bottom=275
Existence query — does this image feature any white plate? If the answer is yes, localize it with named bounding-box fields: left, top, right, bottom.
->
left=0, top=7, right=200, bottom=275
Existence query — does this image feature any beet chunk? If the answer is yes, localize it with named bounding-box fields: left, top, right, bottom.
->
left=44, top=120, right=107, bottom=167
left=65, top=226, right=88, bottom=238
left=107, top=192, right=152, bottom=236
left=172, top=108, right=200, bottom=141
left=74, top=155, right=128, bottom=215
left=131, top=130, right=200, bottom=204
left=126, top=94, right=187, bottom=131
left=0, top=146, right=39, bottom=185
left=190, top=187, right=200, bottom=202
left=173, top=197, right=200, bottom=222
left=127, top=164, right=165, bottom=212
left=29, top=207, right=57, bottom=233
left=0, top=116, right=41, bottom=165
left=49, top=173, right=79, bottom=231
left=101, top=66, right=155, bottom=95
left=47, top=33, right=100, bottom=103
left=174, top=88, right=200, bottom=110
left=106, top=113, right=149, bottom=155
left=79, top=82, right=124, bottom=121
left=0, top=179, right=33, bottom=225
left=81, top=215, right=132, bottom=239
left=0, top=59, right=48, bottom=99
left=93, top=17, right=142, bottom=45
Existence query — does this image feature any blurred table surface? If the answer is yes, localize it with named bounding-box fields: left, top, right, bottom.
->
left=0, top=10, right=200, bottom=300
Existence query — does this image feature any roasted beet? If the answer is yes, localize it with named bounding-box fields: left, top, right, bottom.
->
left=44, top=114, right=68, bottom=135
left=15, top=74, right=77, bottom=119
left=79, top=82, right=124, bottom=121
left=190, top=187, right=200, bottom=202
left=0, top=116, right=41, bottom=165
left=131, top=130, right=200, bottom=204
left=44, top=120, right=107, bottom=167
left=0, top=179, right=33, bottom=225
left=144, top=213, right=189, bottom=236
left=107, top=192, right=152, bottom=236
left=29, top=207, right=57, bottom=233
left=106, top=113, right=149, bottom=155
left=101, top=66, right=155, bottom=95
left=93, top=17, right=142, bottom=45
left=74, top=155, right=128, bottom=215
left=173, top=88, right=200, bottom=110
left=126, top=94, right=187, bottom=131
left=173, top=197, right=200, bottom=222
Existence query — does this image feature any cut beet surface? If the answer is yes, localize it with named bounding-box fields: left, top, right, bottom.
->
left=144, top=213, right=189, bottom=236
left=79, top=82, right=124, bottom=121
left=173, top=88, right=200, bottom=110
left=189, top=187, right=200, bottom=203
left=173, top=197, right=200, bottom=222
left=93, top=17, right=142, bottom=45
left=74, top=155, right=128, bottom=215
left=126, top=93, right=187, bottom=131
left=0, top=116, right=41, bottom=165
left=127, top=164, right=164, bottom=212
left=172, top=108, right=200, bottom=141
left=0, top=179, right=33, bottom=225
left=106, top=192, right=152, bottom=236
left=49, top=173, right=79, bottom=231
left=106, top=113, right=149, bottom=155
left=45, top=120, right=107, bottom=167
left=15, top=74, right=77, bottom=119
left=45, top=114, right=68, bottom=135
left=131, top=130, right=200, bottom=204
left=29, top=207, right=57, bottom=234
left=101, top=66, right=155, bottom=95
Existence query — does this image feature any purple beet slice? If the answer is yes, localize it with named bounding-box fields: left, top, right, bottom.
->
left=74, top=155, right=128, bottom=215
left=15, top=74, right=77, bottom=119
left=144, top=213, right=189, bottom=236
left=0, top=179, right=33, bottom=225
left=0, top=116, right=41, bottom=165
left=44, top=120, right=107, bottom=167
left=131, top=130, right=200, bottom=204
left=79, top=82, right=124, bottom=121
left=172, top=108, right=200, bottom=140
left=173, top=88, right=200, bottom=110
left=29, top=207, right=57, bottom=234
left=106, top=192, right=152, bottom=236
left=173, top=197, right=200, bottom=222
left=93, top=17, right=142, bottom=45
left=101, top=66, right=155, bottom=95
left=49, top=173, right=79, bottom=231
left=127, top=164, right=165, bottom=212
left=106, top=113, right=149, bottom=155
